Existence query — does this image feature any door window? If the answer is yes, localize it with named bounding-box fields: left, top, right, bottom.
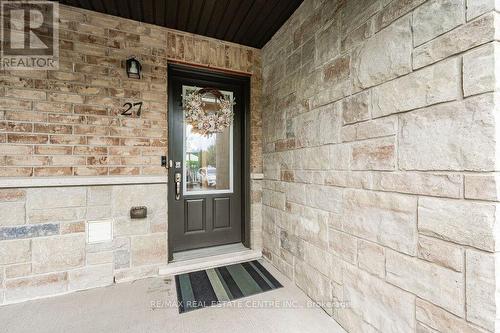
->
left=182, top=85, right=233, bottom=195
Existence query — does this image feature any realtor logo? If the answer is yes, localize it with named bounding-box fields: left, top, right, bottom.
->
left=1, top=1, right=59, bottom=70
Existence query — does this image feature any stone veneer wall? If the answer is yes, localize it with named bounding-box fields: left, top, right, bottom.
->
left=262, top=0, right=500, bottom=332
left=0, top=184, right=167, bottom=304
left=0, top=5, right=263, bottom=305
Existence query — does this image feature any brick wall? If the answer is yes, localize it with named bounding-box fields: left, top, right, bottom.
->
left=0, top=4, right=263, bottom=177
left=0, top=4, right=263, bottom=305
left=261, top=0, right=500, bottom=332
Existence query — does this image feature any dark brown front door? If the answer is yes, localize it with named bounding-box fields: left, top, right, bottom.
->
left=168, top=65, right=249, bottom=256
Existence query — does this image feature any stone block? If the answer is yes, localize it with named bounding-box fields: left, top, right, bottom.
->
left=376, top=0, right=427, bottom=29
left=351, top=137, right=396, bottom=171
left=85, top=205, right=111, bottom=220
left=5, top=272, right=67, bottom=302
left=399, top=94, right=496, bottom=171
left=324, top=171, right=371, bottom=189
left=87, top=186, right=112, bottom=206
left=467, top=0, right=500, bottom=20
left=418, top=197, right=498, bottom=251
left=114, top=249, right=130, bottom=269
left=32, top=234, right=86, bottom=274
left=112, top=184, right=167, bottom=217
left=342, top=264, right=415, bottom=333
left=328, top=144, right=350, bottom=170
left=329, top=228, right=357, bottom=264
left=60, top=221, right=85, bottom=234
left=352, top=16, right=412, bottom=90
left=335, top=307, right=381, bottom=333
left=386, top=250, right=464, bottom=316
left=416, top=298, right=487, bottom=333
left=295, top=125, right=327, bottom=159
left=341, top=16, right=374, bottom=52
left=131, top=233, right=167, bottom=266
left=297, top=207, right=329, bottom=250
left=86, top=236, right=129, bottom=253
left=0, top=189, right=26, bottom=202
left=284, top=182, right=306, bottom=205
left=0, top=269, right=3, bottom=304
left=305, top=185, right=343, bottom=213
left=412, top=0, right=464, bottom=46
left=416, top=323, right=438, bottom=333
left=465, top=174, right=500, bottom=201
left=250, top=229, right=263, bottom=251
left=413, top=13, right=496, bottom=68
left=317, top=102, right=342, bottom=144
left=0, top=202, right=25, bottom=226
left=357, top=239, right=385, bottom=278
left=27, top=207, right=86, bottom=224
left=114, top=217, right=149, bottom=237
left=342, top=90, right=370, bottom=124
left=279, top=229, right=303, bottom=260
left=320, top=54, right=351, bottom=103
left=0, top=239, right=31, bottom=265
left=114, top=265, right=158, bottom=283
left=68, top=264, right=113, bottom=291
left=371, top=172, right=462, bottom=198
left=466, top=250, right=497, bottom=331
left=315, top=19, right=340, bottom=66
left=463, top=42, right=500, bottom=97
left=0, top=223, right=59, bottom=241
left=341, top=116, right=397, bottom=142
left=417, top=235, right=464, bottom=272
left=301, top=241, right=333, bottom=279
left=294, top=259, right=332, bottom=313
left=86, top=251, right=113, bottom=265
left=371, top=58, right=458, bottom=118
left=5, top=263, right=32, bottom=279
left=262, top=190, right=286, bottom=210
left=343, top=189, right=417, bottom=255
left=27, top=187, right=86, bottom=209
left=342, top=0, right=384, bottom=35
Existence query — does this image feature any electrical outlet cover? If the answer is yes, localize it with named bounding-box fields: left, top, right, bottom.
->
left=87, top=219, right=113, bottom=244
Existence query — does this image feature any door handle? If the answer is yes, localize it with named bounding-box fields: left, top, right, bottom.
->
left=175, top=172, right=181, bottom=200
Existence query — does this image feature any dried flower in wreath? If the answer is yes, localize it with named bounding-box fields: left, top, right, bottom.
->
left=183, top=87, right=235, bottom=136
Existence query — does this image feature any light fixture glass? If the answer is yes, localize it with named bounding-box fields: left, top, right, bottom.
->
left=126, top=57, right=141, bottom=79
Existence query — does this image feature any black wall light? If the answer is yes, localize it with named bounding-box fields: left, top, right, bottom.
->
left=126, top=57, right=141, bottom=79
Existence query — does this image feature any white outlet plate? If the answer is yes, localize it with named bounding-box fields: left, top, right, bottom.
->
left=87, top=219, right=113, bottom=244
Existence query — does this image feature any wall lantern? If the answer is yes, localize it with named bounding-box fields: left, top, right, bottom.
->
left=126, top=57, right=141, bottom=79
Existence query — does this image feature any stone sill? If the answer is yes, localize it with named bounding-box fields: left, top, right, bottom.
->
left=0, top=175, right=168, bottom=188
left=0, top=174, right=264, bottom=188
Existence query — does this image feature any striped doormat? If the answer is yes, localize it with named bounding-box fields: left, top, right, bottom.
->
left=175, top=260, right=282, bottom=313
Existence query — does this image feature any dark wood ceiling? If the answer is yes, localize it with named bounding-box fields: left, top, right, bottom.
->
left=57, top=0, right=304, bottom=48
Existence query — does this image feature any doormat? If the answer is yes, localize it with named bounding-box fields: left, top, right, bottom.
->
left=175, top=260, right=282, bottom=313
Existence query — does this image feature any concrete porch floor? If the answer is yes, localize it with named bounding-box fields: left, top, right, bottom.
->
left=0, top=261, right=345, bottom=333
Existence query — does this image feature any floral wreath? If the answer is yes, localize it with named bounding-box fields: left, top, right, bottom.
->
left=183, top=87, right=234, bottom=136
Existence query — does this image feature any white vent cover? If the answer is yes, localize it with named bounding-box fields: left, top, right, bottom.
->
left=87, top=219, right=113, bottom=244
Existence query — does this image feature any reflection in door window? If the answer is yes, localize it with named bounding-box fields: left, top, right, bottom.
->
left=183, top=86, right=233, bottom=194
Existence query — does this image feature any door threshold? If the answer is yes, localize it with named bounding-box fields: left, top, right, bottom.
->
left=159, top=244, right=261, bottom=276
left=172, top=243, right=249, bottom=262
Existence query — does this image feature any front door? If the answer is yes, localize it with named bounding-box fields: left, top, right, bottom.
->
left=168, top=65, right=248, bottom=256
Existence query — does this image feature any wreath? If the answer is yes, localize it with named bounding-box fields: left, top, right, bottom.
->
left=183, top=87, right=234, bottom=136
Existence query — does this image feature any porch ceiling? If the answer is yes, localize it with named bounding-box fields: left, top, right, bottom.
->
left=57, top=0, right=304, bottom=48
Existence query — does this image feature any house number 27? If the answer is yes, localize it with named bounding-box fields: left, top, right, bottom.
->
left=121, top=102, right=143, bottom=116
